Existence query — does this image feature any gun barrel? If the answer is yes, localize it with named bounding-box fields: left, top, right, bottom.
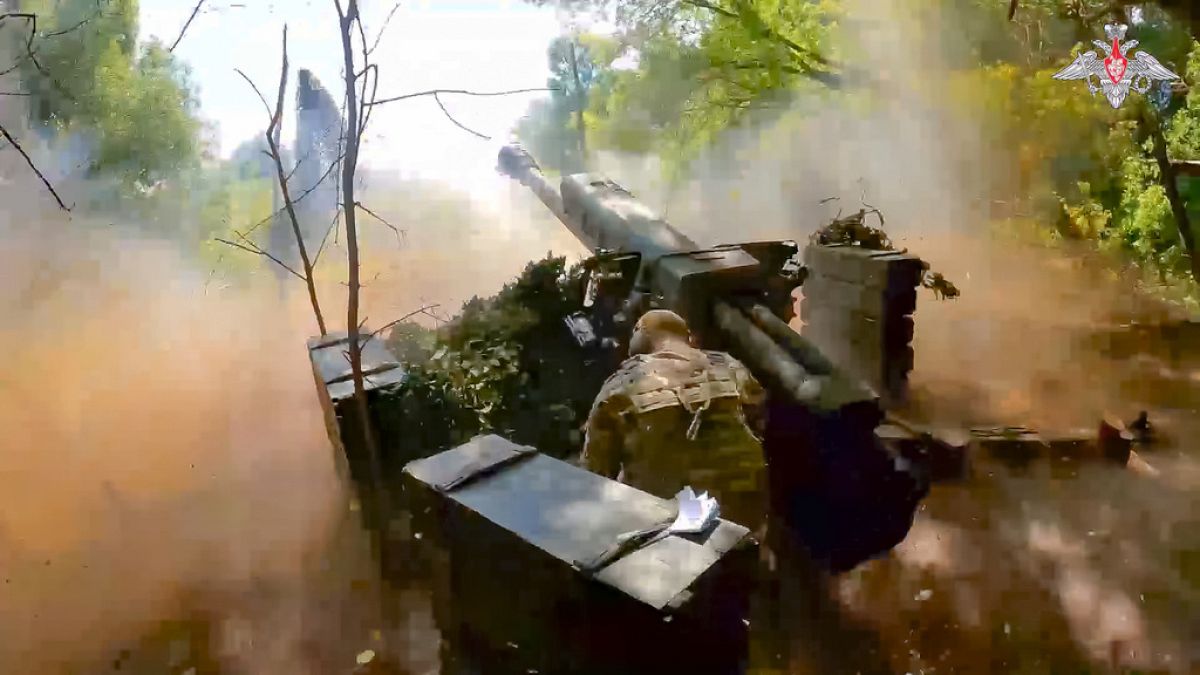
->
left=743, top=303, right=836, bottom=376
left=498, top=144, right=695, bottom=257
left=713, top=301, right=820, bottom=404
left=497, top=144, right=589, bottom=246
left=560, top=174, right=697, bottom=259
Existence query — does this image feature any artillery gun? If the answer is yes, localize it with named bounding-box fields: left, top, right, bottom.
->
left=497, top=144, right=929, bottom=572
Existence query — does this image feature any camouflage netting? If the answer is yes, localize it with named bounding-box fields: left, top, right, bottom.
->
left=811, top=207, right=961, bottom=300
left=380, top=255, right=604, bottom=464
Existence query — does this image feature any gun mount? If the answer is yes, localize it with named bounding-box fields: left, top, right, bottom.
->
left=497, top=145, right=854, bottom=408
left=498, top=144, right=929, bottom=572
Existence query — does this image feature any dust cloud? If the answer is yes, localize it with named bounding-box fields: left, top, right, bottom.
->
left=333, top=172, right=587, bottom=329
left=0, top=124, right=583, bottom=673
left=586, top=0, right=1189, bottom=431
left=0, top=178, right=380, bottom=671
left=574, top=1, right=1199, bottom=672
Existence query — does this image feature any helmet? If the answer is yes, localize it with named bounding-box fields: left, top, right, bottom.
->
left=629, top=309, right=691, bottom=356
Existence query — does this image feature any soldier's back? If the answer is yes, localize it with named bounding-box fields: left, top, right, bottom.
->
left=607, top=347, right=768, bottom=528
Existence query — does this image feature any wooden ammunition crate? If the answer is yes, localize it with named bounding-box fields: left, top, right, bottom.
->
left=403, top=435, right=758, bottom=675
left=308, top=331, right=407, bottom=487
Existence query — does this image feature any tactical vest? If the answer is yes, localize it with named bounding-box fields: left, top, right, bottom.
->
left=608, top=349, right=767, bottom=528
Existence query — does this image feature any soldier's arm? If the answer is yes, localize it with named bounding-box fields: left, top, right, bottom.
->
left=580, top=391, right=624, bottom=480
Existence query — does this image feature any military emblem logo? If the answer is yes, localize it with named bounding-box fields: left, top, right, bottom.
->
left=1053, top=23, right=1180, bottom=109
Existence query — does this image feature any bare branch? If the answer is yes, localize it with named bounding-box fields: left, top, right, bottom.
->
left=44, top=1, right=112, bottom=38
left=283, top=117, right=340, bottom=184
left=355, top=201, right=404, bottom=245
left=369, top=304, right=441, bottom=341
left=0, top=53, right=30, bottom=78
left=203, top=252, right=225, bottom=296
left=352, top=12, right=378, bottom=152
left=313, top=207, right=342, bottom=266
left=433, top=92, right=490, bottom=140
left=1172, top=160, right=1200, bottom=177
left=367, top=1, right=403, bottom=56
left=679, top=0, right=736, bottom=19
left=267, top=29, right=288, bottom=141
left=314, top=88, right=349, bottom=267
left=169, top=0, right=206, bottom=52
left=0, top=91, right=30, bottom=96
left=0, top=122, right=71, bottom=211
left=357, top=63, right=379, bottom=146
left=214, top=236, right=262, bottom=255
left=214, top=236, right=306, bottom=281
left=0, top=13, right=38, bottom=54
left=264, top=25, right=327, bottom=335
left=0, top=13, right=76, bottom=101
left=369, top=87, right=556, bottom=107
left=242, top=149, right=346, bottom=237
left=355, top=6, right=370, bottom=67
left=335, top=0, right=389, bottom=568
left=234, top=68, right=272, bottom=118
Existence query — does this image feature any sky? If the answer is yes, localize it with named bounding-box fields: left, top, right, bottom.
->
left=139, top=0, right=585, bottom=200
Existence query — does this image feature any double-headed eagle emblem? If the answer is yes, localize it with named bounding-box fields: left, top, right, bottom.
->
left=1053, top=23, right=1180, bottom=109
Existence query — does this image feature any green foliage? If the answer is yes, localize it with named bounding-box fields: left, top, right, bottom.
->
left=1045, top=37, right=1199, bottom=294
left=373, top=365, right=481, bottom=474
left=1166, top=42, right=1200, bottom=157
left=520, top=0, right=839, bottom=179
left=515, top=34, right=620, bottom=173
left=19, top=0, right=201, bottom=191
left=385, top=256, right=599, bottom=459
left=619, top=0, right=837, bottom=178
left=1060, top=182, right=1111, bottom=240
left=537, top=1, right=1200, bottom=301
left=926, top=7, right=1200, bottom=300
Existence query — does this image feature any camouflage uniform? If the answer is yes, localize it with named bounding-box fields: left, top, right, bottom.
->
left=581, top=346, right=769, bottom=530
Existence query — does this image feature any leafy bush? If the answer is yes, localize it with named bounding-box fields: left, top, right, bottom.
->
left=384, top=255, right=603, bottom=459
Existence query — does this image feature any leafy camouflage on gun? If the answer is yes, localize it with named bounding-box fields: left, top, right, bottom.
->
left=809, top=208, right=960, bottom=301
left=921, top=270, right=960, bottom=300
left=809, top=208, right=894, bottom=250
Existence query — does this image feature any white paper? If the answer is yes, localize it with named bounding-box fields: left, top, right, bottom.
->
left=668, top=486, right=720, bottom=534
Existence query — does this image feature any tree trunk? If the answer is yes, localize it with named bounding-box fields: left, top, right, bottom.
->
left=568, top=38, right=586, bottom=169
left=1143, top=104, right=1200, bottom=288
left=267, top=27, right=327, bottom=335
left=336, top=0, right=389, bottom=541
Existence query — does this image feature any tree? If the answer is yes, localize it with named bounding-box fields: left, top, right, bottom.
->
left=968, top=0, right=1200, bottom=292
left=1006, top=0, right=1200, bottom=39
left=11, top=0, right=201, bottom=191
left=229, top=27, right=329, bottom=336
left=515, top=33, right=617, bottom=173
left=524, top=0, right=841, bottom=177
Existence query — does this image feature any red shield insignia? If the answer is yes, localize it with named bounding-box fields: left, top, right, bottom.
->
left=1105, top=38, right=1127, bottom=84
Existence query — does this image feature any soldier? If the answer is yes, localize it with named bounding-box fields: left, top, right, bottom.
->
left=580, top=309, right=769, bottom=532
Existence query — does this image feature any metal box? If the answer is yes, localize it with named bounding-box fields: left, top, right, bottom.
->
left=654, top=246, right=765, bottom=336
left=308, top=332, right=406, bottom=476
left=308, top=331, right=409, bottom=529
left=403, top=435, right=758, bottom=675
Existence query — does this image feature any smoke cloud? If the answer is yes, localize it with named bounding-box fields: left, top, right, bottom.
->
left=573, top=1, right=1199, bottom=672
